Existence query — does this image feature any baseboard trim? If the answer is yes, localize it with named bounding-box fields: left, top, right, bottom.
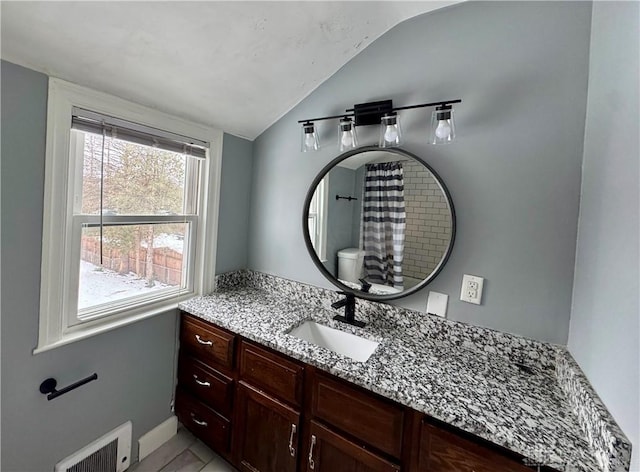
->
left=138, top=415, right=178, bottom=461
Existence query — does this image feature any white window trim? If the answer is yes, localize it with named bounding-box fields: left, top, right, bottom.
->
left=318, top=176, right=329, bottom=262
left=310, top=175, right=329, bottom=262
left=35, top=78, right=222, bottom=354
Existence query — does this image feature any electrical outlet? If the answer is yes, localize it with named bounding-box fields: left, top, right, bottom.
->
left=461, top=274, right=484, bottom=305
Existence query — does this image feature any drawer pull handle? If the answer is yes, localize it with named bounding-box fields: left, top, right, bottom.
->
left=195, top=334, right=213, bottom=346
left=190, top=413, right=208, bottom=427
left=288, top=424, right=297, bottom=457
left=193, top=375, right=210, bottom=387
left=308, top=434, right=316, bottom=470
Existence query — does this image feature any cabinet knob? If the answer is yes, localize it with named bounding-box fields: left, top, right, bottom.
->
left=308, top=434, right=317, bottom=470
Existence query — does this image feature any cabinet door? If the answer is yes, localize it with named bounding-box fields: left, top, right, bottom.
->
left=304, top=420, right=400, bottom=472
left=418, top=421, right=532, bottom=472
left=235, top=382, right=300, bottom=472
left=311, top=373, right=404, bottom=459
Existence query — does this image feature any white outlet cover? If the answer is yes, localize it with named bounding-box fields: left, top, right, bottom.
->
left=427, top=291, right=448, bottom=317
left=461, top=274, right=484, bottom=305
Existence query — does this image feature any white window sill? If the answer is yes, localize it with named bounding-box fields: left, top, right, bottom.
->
left=33, top=293, right=193, bottom=355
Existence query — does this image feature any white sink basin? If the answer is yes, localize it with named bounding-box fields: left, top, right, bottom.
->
left=288, top=321, right=379, bottom=362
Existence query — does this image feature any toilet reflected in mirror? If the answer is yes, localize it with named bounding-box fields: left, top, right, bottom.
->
left=337, top=248, right=364, bottom=283
left=337, top=248, right=403, bottom=295
left=303, top=146, right=456, bottom=301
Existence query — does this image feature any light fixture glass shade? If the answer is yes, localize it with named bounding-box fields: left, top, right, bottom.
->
left=430, top=106, right=456, bottom=144
left=379, top=113, right=402, bottom=148
left=301, top=122, right=319, bottom=152
left=338, top=117, right=358, bottom=152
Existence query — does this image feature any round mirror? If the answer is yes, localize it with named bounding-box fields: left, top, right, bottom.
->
left=303, top=146, right=455, bottom=301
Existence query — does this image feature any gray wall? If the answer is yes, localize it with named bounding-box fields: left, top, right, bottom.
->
left=216, top=133, right=254, bottom=274
left=325, top=166, right=359, bottom=276
left=248, top=1, right=592, bottom=344
left=0, top=61, right=255, bottom=471
left=0, top=61, right=178, bottom=470
left=568, top=2, right=639, bottom=470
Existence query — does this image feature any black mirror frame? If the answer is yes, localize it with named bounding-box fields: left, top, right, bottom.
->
left=302, top=145, right=456, bottom=302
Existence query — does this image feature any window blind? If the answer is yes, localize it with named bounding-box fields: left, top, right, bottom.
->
left=71, top=107, right=208, bottom=158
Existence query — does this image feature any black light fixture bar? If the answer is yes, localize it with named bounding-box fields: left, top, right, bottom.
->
left=298, top=113, right=354, bottom=124
left=393, top=99, right=462, bottom=112
left=298, top=98, right=461, bottom=127
left=350, top=100, right=394, bottom=126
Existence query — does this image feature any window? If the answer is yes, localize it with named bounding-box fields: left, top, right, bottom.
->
left=36, top=79, right=222, bottom=352
left=308, top=176, right=328, bottom=262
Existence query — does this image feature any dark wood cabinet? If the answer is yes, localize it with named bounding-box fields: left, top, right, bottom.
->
left=239, top=341, right=304, bottom=407
left=181, top=315, right=236, bottom=370
left=235, top=382, right=301, bottom=472
left=178, top=355, right=234, bottom=417
left=417, top=421, right=533, bottom=472
left=176, top=312, right=550, bottom=472
left=304, top=421, right=400, bottom=472
left=176, top=315, right=237, bottom=463
left=175, top=388, right=231, bottom=454
left=311, top=373, right=404, bottom=460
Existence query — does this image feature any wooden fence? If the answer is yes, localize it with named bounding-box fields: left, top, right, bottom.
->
left=81, top=237, right=183, bottom=286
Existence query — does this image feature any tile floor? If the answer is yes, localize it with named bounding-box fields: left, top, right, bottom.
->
left=129, top=427, right=237, bottom=472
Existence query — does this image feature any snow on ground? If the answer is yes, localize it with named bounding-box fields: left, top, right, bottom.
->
left=141, top=233, right=184, bottom=254
left=78, top=260, right=173, bottom=309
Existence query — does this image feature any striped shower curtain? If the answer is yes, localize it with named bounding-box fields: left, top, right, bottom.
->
left=362, top=162, right=406, bottom=288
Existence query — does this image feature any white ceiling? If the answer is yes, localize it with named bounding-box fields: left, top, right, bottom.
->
left=1, top=1, right=460, bottom=140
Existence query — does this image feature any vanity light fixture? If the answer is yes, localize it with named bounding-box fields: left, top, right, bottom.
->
left=301, top=121, right=319, bottom=152
left=379, top=112, right=402, bottom=148
left=430, top=104, right=456, bottom=145
left=338, top=117, right=358, bottom=152
left=298, top=98, right=461, bottom=151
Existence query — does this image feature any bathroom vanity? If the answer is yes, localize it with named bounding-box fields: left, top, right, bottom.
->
left=176, top=311, right=534, bottom=472
left=174, top=271, right=628, bottom=472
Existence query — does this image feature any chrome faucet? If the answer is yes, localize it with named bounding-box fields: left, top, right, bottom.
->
left=331, top=292, right=365, bottom=328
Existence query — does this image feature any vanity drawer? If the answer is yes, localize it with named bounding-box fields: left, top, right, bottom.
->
left=239, top=341, right=304, bottom=407
left=181, top=315, right=235, bottom=370
left=419, top=422, right=532, bottom=472
left=176, top=388, right=231, bottom=454
left=178, top=355, right=234, bottom=417
left=311, top=372, right=404, bottom=459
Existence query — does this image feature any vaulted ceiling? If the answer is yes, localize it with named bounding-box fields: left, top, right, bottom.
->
left=1, top=1, right=460, bottom=139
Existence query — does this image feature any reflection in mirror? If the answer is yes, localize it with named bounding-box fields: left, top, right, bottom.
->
left=308, top=176, right=328, bottom=262
left=304, top=148, right=455, bottom=300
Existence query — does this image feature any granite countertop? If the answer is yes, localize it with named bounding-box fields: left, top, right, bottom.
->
left=179, top=284, right=606, bottom=472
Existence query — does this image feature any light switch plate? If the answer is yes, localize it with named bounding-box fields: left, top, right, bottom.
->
left=460, top=274, right=484, bottom=305
left=427, top=291, right=448, bottom=318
